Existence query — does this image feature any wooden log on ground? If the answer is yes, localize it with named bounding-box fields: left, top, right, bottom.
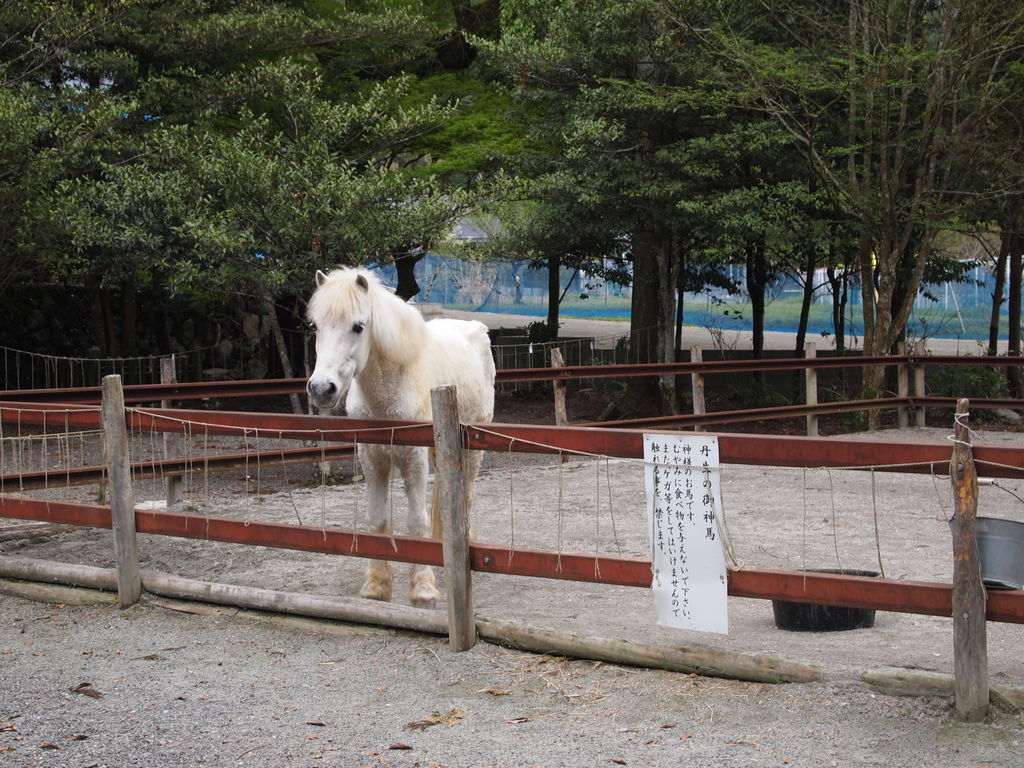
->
left=431, top=384, right=476, bottom=651
left=861, top=667, right=1024, bottom=712
left=949, top=397, right=989, bottom=722
left=0, top=554, right=118, bottom=590
left=0, top=522, right=78, bottom=542
left=991, top=684, right=1024, bottom=712
left=475, top=616, right=823, bottom=684
left=0, top=579, right=118, bottom=605
left=8, top=552, right=1020, bottom=700
left=861, top=667, right=954, bottom=698
left=140, top=570, right=448, bottom=635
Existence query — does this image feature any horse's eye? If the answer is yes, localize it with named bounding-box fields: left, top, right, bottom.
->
left=352, top=321, right=365, bottom=334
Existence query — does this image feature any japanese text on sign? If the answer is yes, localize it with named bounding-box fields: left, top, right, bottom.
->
left=643, top=434, right=728, bottom=634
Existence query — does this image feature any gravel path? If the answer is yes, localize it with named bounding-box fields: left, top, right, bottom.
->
left=2, top=590, right=1023, bottom=768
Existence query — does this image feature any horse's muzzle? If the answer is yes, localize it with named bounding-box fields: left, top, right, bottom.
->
left=306, top=378, right=341, bottom=409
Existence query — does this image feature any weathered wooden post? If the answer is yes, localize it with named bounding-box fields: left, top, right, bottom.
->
left=101, top=374, right=141, bottom=608
left=550, top=347, right=568, bottom=427
left=690, top=345, right=706, bottom=432
left=949, top=398, right=989, bottom=721
left=897, top=341, right=910, bottom=430
left=913, top=340, right=927, bottom=428
left=430, top=385, right=475, bottom=651
left=160, top=355, right=183, bottom=507
left=804, top=341, right=818, bottom=437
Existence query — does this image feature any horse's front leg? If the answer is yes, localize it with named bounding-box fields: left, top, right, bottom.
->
left=360, top=445, right=393, bottom=602
left=403, top=447, right=440, bottom=609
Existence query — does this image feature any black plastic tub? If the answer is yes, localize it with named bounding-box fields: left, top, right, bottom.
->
left=976, top=517, right=1024, bottom=590
left=772, top=569, right=879, bottom=632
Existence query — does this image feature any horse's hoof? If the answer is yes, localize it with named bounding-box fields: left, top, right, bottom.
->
left=409, top=589, right=440, bottom=610
left=361, top=581, right=393, bottom=602
left=409, top=570, right=441, bottom=609
left=361, top=568, right=393, bottom=602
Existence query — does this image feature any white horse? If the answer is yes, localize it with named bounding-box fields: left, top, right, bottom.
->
left=305, top=267, right=495, bottom=608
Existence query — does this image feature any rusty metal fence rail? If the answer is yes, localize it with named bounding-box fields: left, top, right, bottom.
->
left=1, top=398, right=1023, bottom=622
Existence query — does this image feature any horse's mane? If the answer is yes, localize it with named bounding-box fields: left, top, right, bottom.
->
left=307, top=267, right=426, bottom=364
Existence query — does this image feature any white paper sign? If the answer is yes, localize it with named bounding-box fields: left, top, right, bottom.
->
left=643, top=434, right=728, bottom=634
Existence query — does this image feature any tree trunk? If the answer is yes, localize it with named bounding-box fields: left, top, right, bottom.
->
left=394, top=249, right=424, bottom=301
left=988, top=233, right=1009, bottom=356
left=794, top=247, right=817, bottom=357
left=546, top=253, right=561, bottom=340
left=859, top=235, right=885, bottom=429
left=631, top=231, right=659, bottom=365
left=860, top=229, right=934, bottom=429
left=745, top=242, right=768, bottom=370
left=85, top=274, right=109, bottom=357
left=1008, top=234, right=1023, bottom=397
left=85, top=273, right=120, bottom=357
left=793, top=247, right=817, bottom=398
left=261, top=289, right=302, bottom=414
left=827, top=264, right=848, bottom=354
left=674, top=275, right=684, bottom=362
left=628, top=229, right=679, bottom=413
left=121, top=282, right=138, bottom=357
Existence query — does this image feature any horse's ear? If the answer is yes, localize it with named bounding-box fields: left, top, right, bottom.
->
left=315, top=269, right=328, bottom=287
left=355, top=274, right=369, bottom=291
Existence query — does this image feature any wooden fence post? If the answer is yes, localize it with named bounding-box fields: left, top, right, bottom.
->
left=804, top=342, right=818, bottom=437
left=913, top=341, right=927, bottom=428
left=550, top=347, right=568, bottom=427
left=949, top=398, right=989, bottom=722
left=430, top=385, right=476, bottom=652
left=690, top=345, right=706, bottom=432
left=897, top=341, right=910, bottom=430
left=160, top=356, right=183, bottom=507
left=101, top=374, right=141, bottom=608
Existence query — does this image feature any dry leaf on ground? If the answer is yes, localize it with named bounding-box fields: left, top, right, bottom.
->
left=405, top=708, right=464, bottom=731
left=69, top=682, right=102, bottom=699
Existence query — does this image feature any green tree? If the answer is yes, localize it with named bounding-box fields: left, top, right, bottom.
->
left=695, top=0, right=1024, bottom=420
left=7, top=1, right=503, bottom=380
left=0, top=1, right=141, bottom=297
left=479, top=0, right=709, bottom=413
left=482, top=0, right=825, bottom=413
left=55, top=59, right=495, bottom=404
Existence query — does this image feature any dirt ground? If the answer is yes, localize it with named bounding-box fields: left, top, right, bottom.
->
left=1, top=314, right=1023, bottom=766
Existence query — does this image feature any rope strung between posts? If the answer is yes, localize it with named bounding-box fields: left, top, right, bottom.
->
left=467, top=423, right=1024, bottom=581
left=825, top=469, right=843, bottom=571
left=5, top=402, right=1020, bottom=586
left=1, top=338, right=248, bottom=390
left=506, top=441, right=516, bottom=566
left=467, top=424, right=976, bottom=475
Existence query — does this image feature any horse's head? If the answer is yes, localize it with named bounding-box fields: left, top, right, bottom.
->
left=305, top=268, right=374, bottom=411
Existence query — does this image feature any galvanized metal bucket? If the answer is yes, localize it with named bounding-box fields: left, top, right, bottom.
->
left=975, top=517, right=1024, bottom=590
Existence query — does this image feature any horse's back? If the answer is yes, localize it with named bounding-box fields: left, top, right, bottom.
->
left=424, top=318, right=495, bottom=421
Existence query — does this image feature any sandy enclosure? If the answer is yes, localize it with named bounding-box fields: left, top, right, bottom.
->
left=2, top=420, right=1023, bottom=684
